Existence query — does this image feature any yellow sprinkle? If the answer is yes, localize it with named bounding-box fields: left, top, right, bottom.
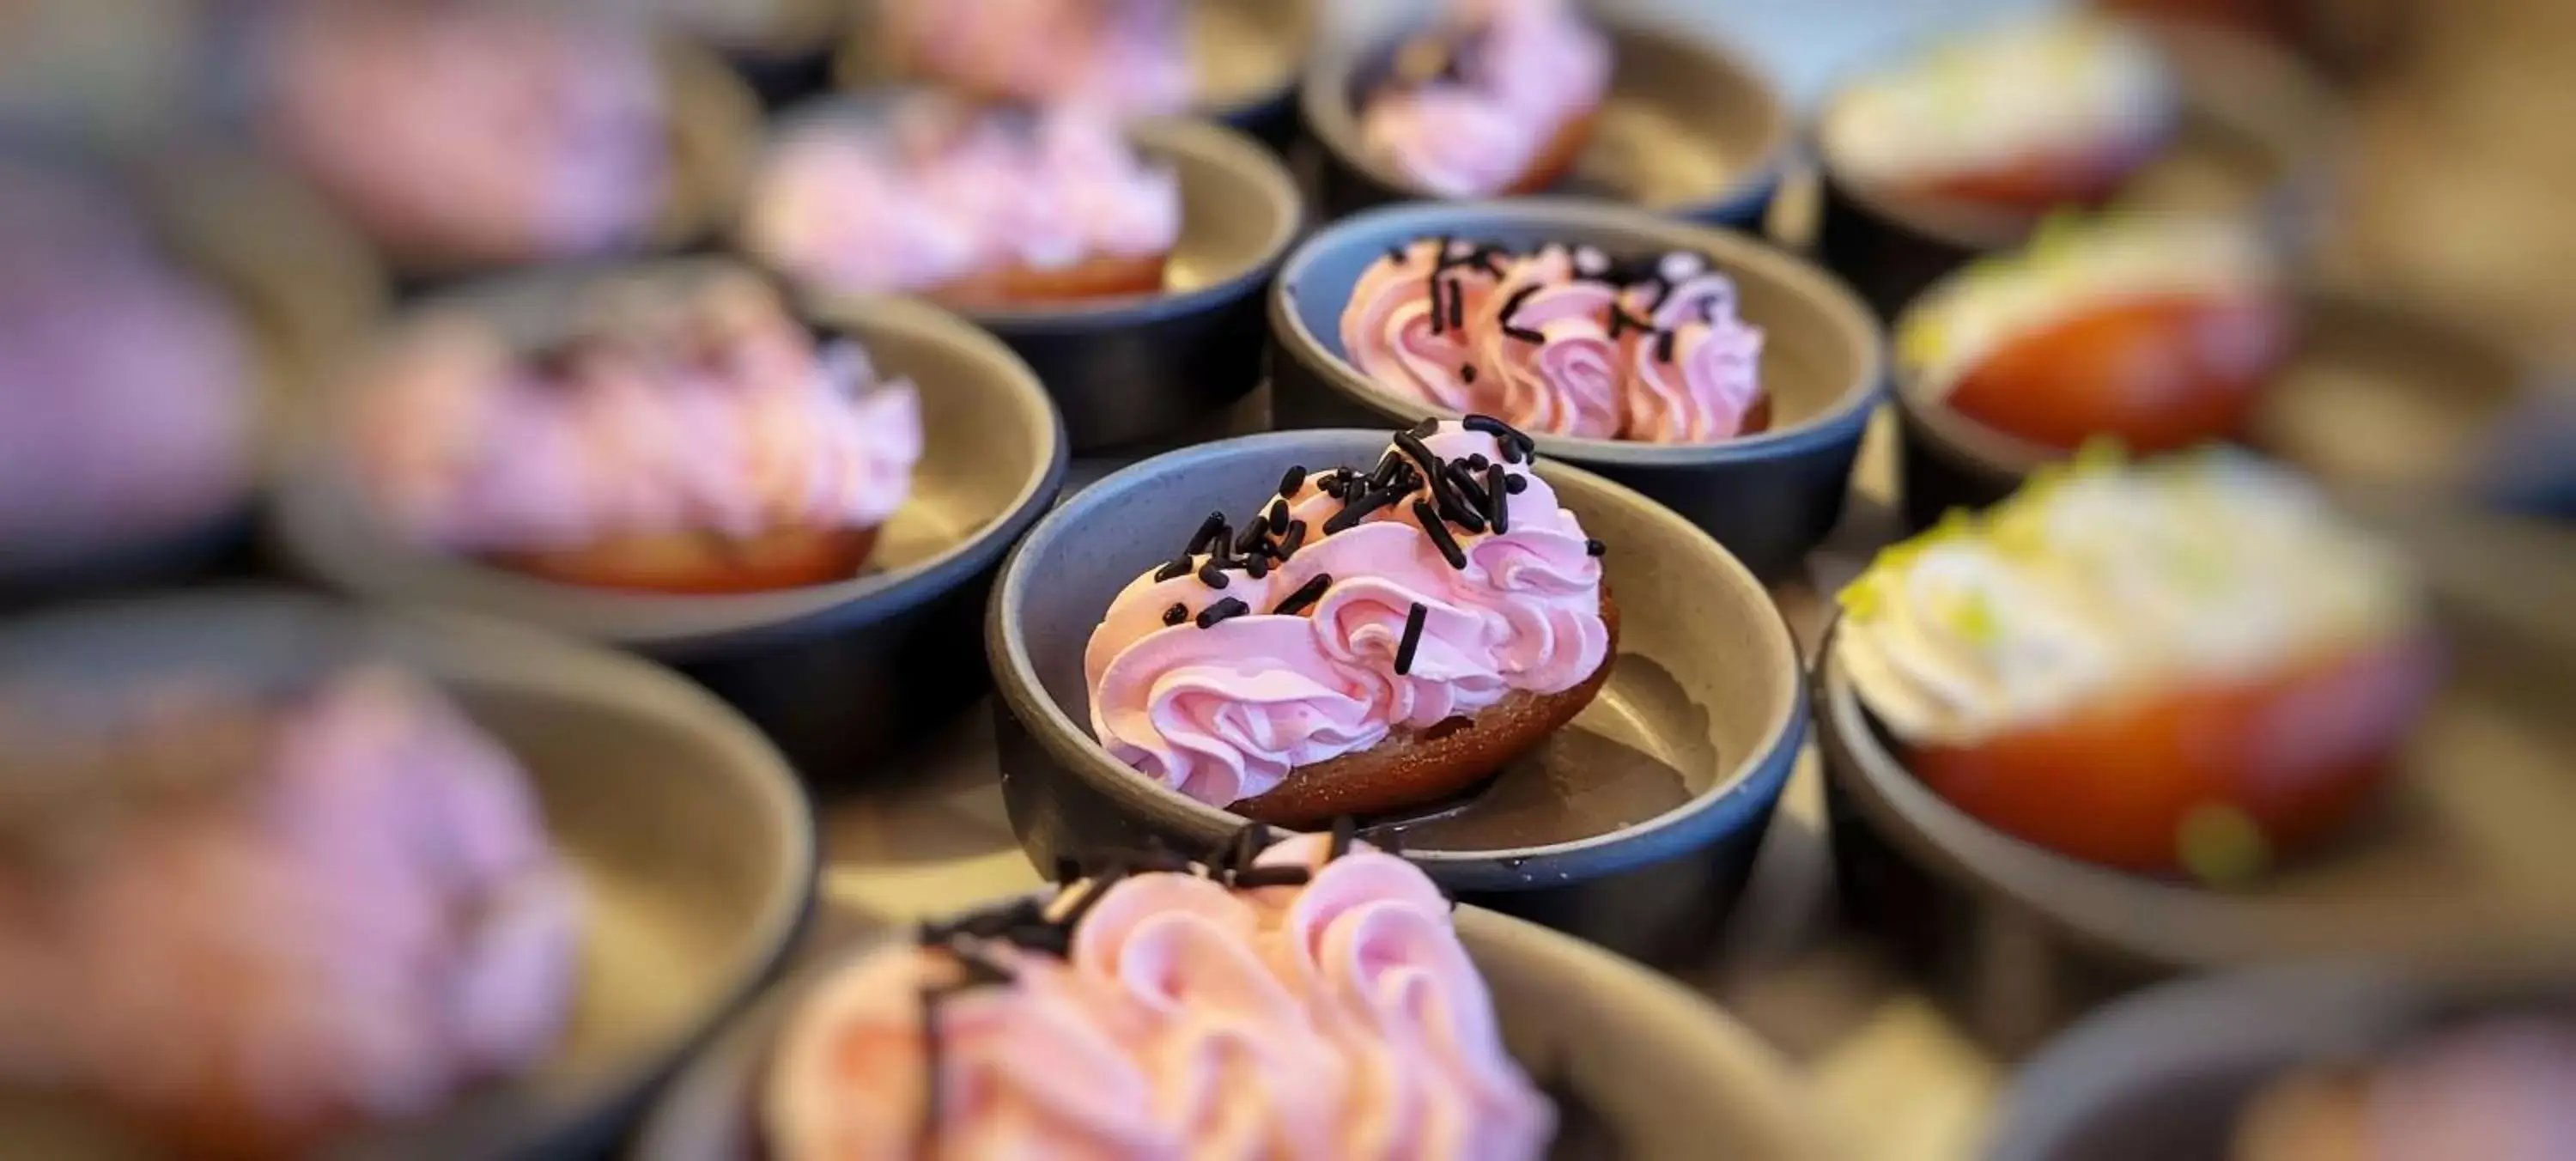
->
left=1897, top=319, right=1947, bottom=370
left=1948, top=589, right=2000, bottom=645
left=2072, top=435, right=2129, bottom=471
left=2178, top=804, right=2271, bottom=886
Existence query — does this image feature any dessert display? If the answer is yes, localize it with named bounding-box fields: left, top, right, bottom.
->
left=1899, top=214, right=2293, bottom=454
left=0, top=161, right=258, bottom=568
left=767, top=826, right=1555, bottom=1159
left=352, top=270, right=923, bottom=594
left=745, top=95, right=1181, bottom=306
left=877, top=0, right=1194, bottom=117
left=1836, top=449, right=2437, bottom=875
left=1820, top=16, right=2178, bottom=213
left=1341, top=237, right=1771, bottom=442
left=2231, top=1017, right=2576, bottom=1161
left=1084, top=418, right=1615, bottom=826
left=1356, top=0, right=1612, bottom=198
left=0, top=666, right=582, bottom=1155
left=257, top=1, right=670, bottom=270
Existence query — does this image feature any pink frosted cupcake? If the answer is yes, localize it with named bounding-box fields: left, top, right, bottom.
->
left=1340, top=238, right=1770, bottom=443
left=877, top=0, right=1193, bottom=116
left=257, top=1, right=669, bottom=270
left=0, top=666, right=581, bottom=1157
left=1357, top=0, right=1611, bottom=198
left=2233, top=1018, right=2576, bottom=1161
left=745, top=95, right=1180, bottom=307
left=766, top=828, right=1554, bottom=1159
left=0, top=161, right=258, bottom=570
left=353, top=270, right=923, bottom=594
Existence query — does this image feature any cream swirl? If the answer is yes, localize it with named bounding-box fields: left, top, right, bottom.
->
left=1620, top=254, right=1766, bottom=443
left=1472, top=247, right=1624, bottom=439
left=879, top=0, right=1193, bottom=116
left=1340, top=239, right=1500, bottom=412
left=764, top=831, right=1552, bottom=1161
left=355, top=271, right=922, bottom=554
left=1084, top=422, right=1607, bottom=806
left=1837, top=449, right=2421, bottom=746
left=1358, top=0, right=1611, bottom=198
left=747, top=95, right=1181, bottom=296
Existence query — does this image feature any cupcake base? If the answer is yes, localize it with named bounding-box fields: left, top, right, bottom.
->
left=928, top=251, right=1170, bottom=308
left=492, top=525, right=879, bottom=595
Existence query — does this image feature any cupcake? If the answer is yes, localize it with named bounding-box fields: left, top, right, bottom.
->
left=766, top=827, right=1554, bottom=1158
left=0, top=666, right=582, bottom=1156
left=1899, top=215, right=2293, bottom=454
left=877, top=0, right=1194, bottom=116
left=1355, top=0, right=1611, bottom=198
left=2232, top=1018, right=2576, bottom=1161
left=1083, top=417, right=1614, bottom=826
left=1834, top=449, right=2437, bottom=875
left=255, top=1, right=669, bottom=270
left=1340, top=237, right=1771, bottom=443
left=351, top=270, right=923, bottom=595
left=1820, top=16, right=2178, bottom=213
left=744, top=95, right=1181, bottom=306
left=0, top=161, right=258, bottom=571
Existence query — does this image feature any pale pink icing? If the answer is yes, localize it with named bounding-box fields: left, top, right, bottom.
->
left=1358, top=0, right=1610, bottom=198
left=0, top=667, right=582, bottom=1126
left=1341, top=241, right=1768, bottom=445
left=260, top=3, right=666, bottom=267
left=1083, top=423, right=1607, bottom=807
left=355, top=272, right=921, bottom=555
left=881, top=0, right=1193, bottom=116
left=0, top=164, right=256, bottom=562
left=747, top=96, right=1182, bottom=297
left=764, top=832, right=1552, bottom=1161
left=2358, top=1021, right=2576, bottom=1161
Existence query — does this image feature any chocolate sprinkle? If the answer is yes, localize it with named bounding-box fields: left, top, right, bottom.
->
left=1235, top=519, right=1270, bottom=556
left=1459, top=363, right=1477, bottom=383
left=1485, top=464, right=1510, bottom=533
left=1276, top=520, right=1308, bottom=559
left=1162, top=603, right=1188, bottom=626
left=1406, top=416, right=1441, bottom=441
left=1186, top=510, right=1229, bottom=556
left=1267, top=499, right=1292, bottom=535
left=1585, top=538, right=1607, bottom=556
left=1605, top=303, right=1656, bottom=341
left=1245, top=553, right=1269, bottom=580
left=1324, top=486, right=1400, bottom=534
left=1279, top=465, right=1307, bottom=498
left=1498, top=283, right=1546, bottom=343
left=1505, top=473, right=1529, bottom=494
left=1330, top=814, right=1357, bottom=860
left=1197, top=562, right=1230, bottom=588
left=1445, top=277, right=1464, bottom=331
left=1270, top=573, right=1332, bottom=616
left=1231, top=865, right=1314, bottom=889
left=1394, top=602, right=1428, bottom=675
left=1053, top=856, right=1082, bottom=886
left=1655, top=328, right=1678, bottom=364
left=917, top=985, right=945, bottom=1146
left=1154, top=556, right=1192, bottom=582
left=1384, top=246, right=1409, bottom=265
left=1194, top=597, right=1250, bottom=629
left=1412, top=499, right=1468, bottom=569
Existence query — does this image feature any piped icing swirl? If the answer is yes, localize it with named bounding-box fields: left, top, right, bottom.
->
left=746, top=95, right=1181, bottom=296
left=259, top=3, right=667, bottom=267
left=1836, top=448, right=2420, bottom=747
left=1084, top=420, right=1608, bottom=808
left=354, top=270, right=921, bottom=555
left=1820, top=15, right=2174, bottom=194
left=879, top=0, right=1193, bottom=116
left=1341, top=239, right=1767, bottom=444
left=765, top=828, right=1554, bottom=1161
left=1358, top=0, right=1610, bottom=198
left=1897, top=213, right=2280, bottom=398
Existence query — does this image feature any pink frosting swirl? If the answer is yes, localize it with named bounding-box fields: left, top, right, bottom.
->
left=1339, top=240, right=1771, bottom=444
left=355, top=272, right=921, bottom=554
left=1358, top=0, right=1610, bottom=198
left=765, top=832, right=1552, bottom=1161
left=881, top=0, right=1192, bottom=116
left=0, top=667, right=581, bottom=1128
left=1083, top=422, right=1607, bottom=807
left=748, top=97, right=1182, bottom=296
left=260, top=3, right=666, bottom=268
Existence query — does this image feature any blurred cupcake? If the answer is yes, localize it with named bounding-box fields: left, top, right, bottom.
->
left=744, top=94, right=1180, bottom=306
left=877, top=0, right=1193, bottom=116
left=1899, top=214, right=2292, bottom=453
left=766, top=829, right=1554, bottom=1158
left=0, top=161, right=258, bottom=574
left=1821, top=16, right=2178, bottom=213
left=1340, top=237, right=1770, bottom=443
left=255, top=1, right=671, bottom=271
left=350, top=270, right=923, bottom=594
left=0, top=665, right=582, bottom=1156
left=1835, top=449, right=2437, bottom=876
left=2233, top=1018, right=2576, bottom=1161
left=1356, top=0, right=1610, bottom=198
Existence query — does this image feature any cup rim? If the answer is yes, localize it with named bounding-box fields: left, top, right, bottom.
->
left=1297, top=9, right=1795, bottom=220
left=1271, top=198, right=1886, bottom=466
left=749, top=95, right=1304, bottom=331
left=270, top=260, right=1069, bottom=655
left=987, top=427, right=1809, bottom=867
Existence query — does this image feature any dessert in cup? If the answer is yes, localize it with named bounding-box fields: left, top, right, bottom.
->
left=1353, top=0, right=1611, bottom=199
left=876, top=0, right=1195, bottom=117
left=349, top=270, right=922, bottom=595
left=744, top=94, right=1180, bottom=307
left=1084, top=417, right=1614, bottom=827
left=2230, top=1015, right=2576, bottom=1161
left=1834, top=448, right=2438, bottom=876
